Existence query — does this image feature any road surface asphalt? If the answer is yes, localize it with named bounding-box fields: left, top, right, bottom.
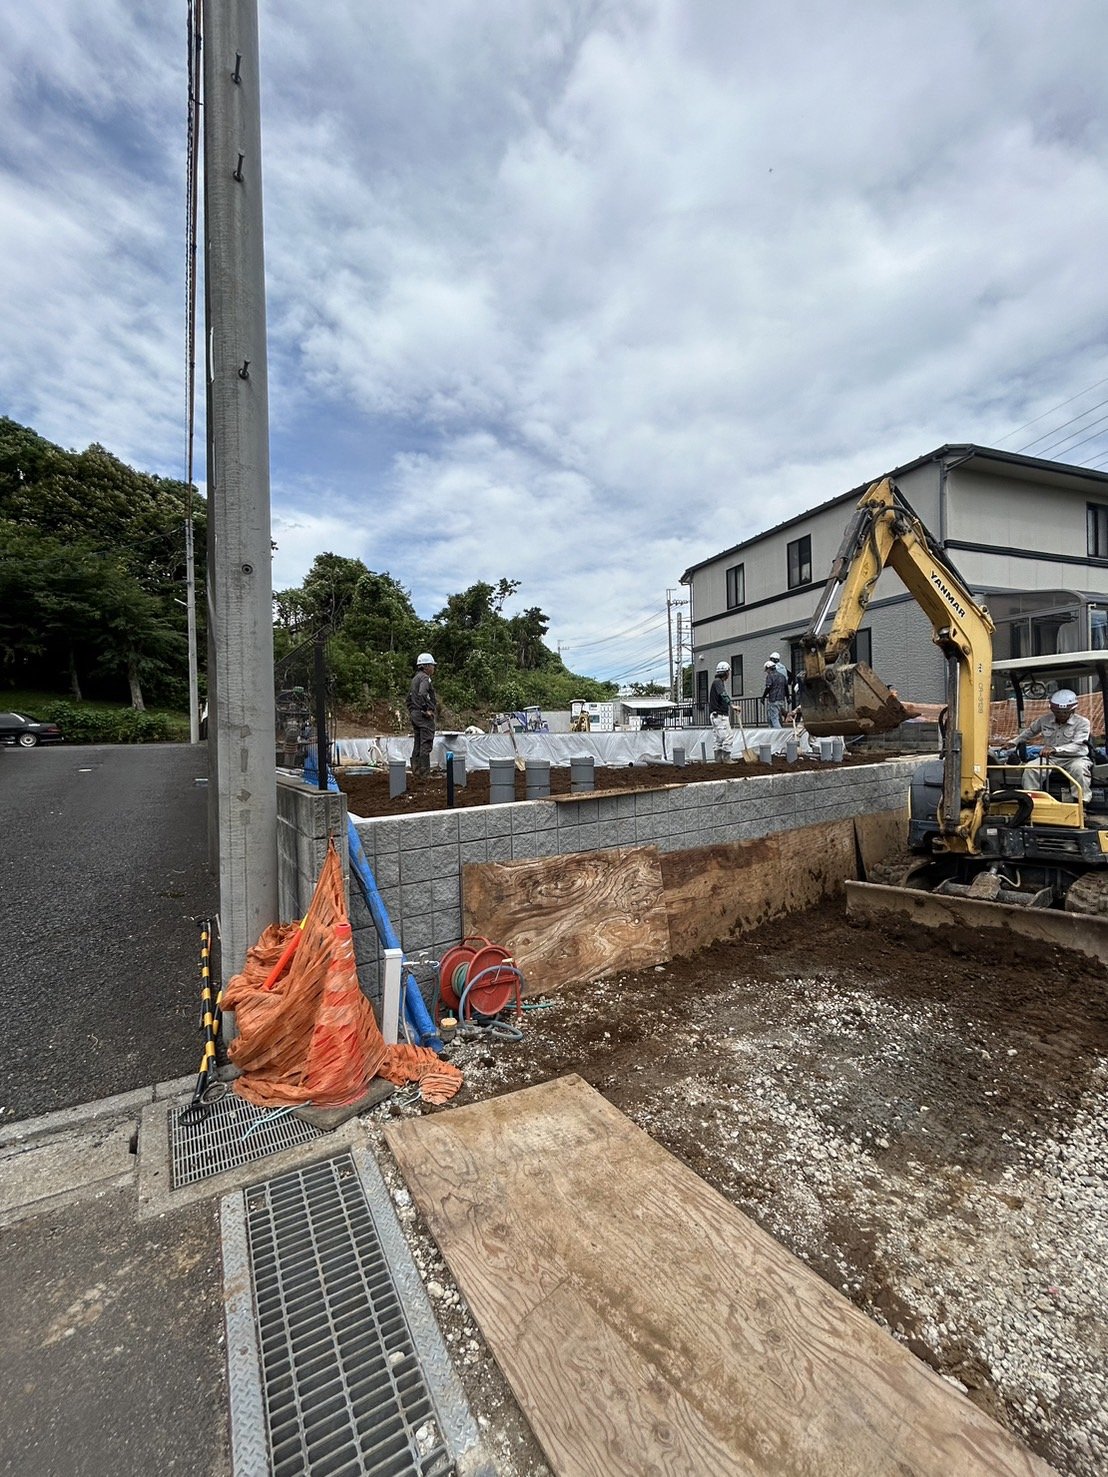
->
left=1, top=743, right=217, bottom=1120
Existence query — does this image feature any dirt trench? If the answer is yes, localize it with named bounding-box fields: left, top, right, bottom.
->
left=385, top=901, right=1108, bottom=1477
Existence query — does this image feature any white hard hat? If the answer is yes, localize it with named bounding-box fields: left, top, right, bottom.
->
left=416, top=652, right=436, bottom=667
left=714, top=661, right=730, bottom=674
left=770, top=651, right=781, bottom=661
left=764, top=660, right=775, bottom=668
left=1050, top=688, right=1077, bottom=709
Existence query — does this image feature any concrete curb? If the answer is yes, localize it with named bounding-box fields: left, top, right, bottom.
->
left=0, top=1074, right=195, bottom=1149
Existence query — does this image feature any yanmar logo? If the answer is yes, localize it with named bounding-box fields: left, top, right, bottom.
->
left=930, top=569, right=967, bottom=619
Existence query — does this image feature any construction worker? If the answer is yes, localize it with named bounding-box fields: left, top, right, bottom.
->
left=709, top=661, right=732, bottom=756
left=408, top=653, right=438, bottom=776
left=1015, top=689, right=1092, bottom=802
left=762, top=660, right=790, bottom=728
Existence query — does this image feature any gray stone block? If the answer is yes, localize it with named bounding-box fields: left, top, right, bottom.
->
left=575, top=824, right=598, bottom=851
left=400, top=848, right=432, bottom=884
left=597, top=822, right=620, bottom=849
left=459, top=840, right=488, bottom=865
left=527, top=828, right=559, bottom=858
left=485, top=806, right=513, bottom=836
left=371, top=852, right=401, bottom=888
left=573, top=799, right=600, bottom=825
left=432, top=875, right=461, bottom=909
left=430, top=844, right=460, bottom=879
left=400, top=881, right=433, bottom=919
left=432, top=910, right=463, bottom=950
left=458, top=809, right=488, bottom=841
left=429, top=812, right=461, bottom=847
left=616, top=818, right=637, bottom=845
left=487, top=834, right=512, bottom=863
left=370, top=818, right=402, bottom=853
left=599, top=796, right=619, bottom=822
left=401, top=914, right=434, bottom=950
left=510, top=833, right=538, bottom=862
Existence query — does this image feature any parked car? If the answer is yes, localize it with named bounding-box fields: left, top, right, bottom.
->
left=0, top=711, right=64, bottom=747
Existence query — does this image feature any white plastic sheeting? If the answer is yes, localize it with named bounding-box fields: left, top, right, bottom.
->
left=333, top=727, right=815, bottom=771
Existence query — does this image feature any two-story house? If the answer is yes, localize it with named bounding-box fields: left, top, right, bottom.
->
left=680, top=444, right=1108, bottom=719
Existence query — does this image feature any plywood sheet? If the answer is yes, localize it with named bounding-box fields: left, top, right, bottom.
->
left=462, top=846, right=671, bottom=994
left=659, top=818, right=858, bottom=956
left=387, top=1075, right=1055, bottom=1477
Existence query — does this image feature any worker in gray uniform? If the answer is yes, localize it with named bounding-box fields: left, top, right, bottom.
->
left=1015, top=689, right=1092, bottom=802
left=408, top=653, right=438, bottom=776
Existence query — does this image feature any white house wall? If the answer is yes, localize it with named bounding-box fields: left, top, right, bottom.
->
left=685, top=451, right=1108, bottom=712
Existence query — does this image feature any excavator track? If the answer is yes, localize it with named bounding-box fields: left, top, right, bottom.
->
left=865, top=851, right=935, bottom=890
left=1063, top=870, right=1108, bottom=917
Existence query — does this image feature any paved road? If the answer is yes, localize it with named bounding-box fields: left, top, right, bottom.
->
left=1, top=743, right=217, bottom=1119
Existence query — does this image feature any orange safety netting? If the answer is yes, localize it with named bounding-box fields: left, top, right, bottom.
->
left=222, top=843, right=462, bottom=1107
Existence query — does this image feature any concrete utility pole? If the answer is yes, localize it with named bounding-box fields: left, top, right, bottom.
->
left=667, top=590, right=688, bottom=703
left=676, top=610, right=684, bottom=700
left=203, top=0, right=278, bottom=984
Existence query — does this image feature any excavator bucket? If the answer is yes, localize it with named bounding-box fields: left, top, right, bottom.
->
left=800, top=660, right=917, bottom=737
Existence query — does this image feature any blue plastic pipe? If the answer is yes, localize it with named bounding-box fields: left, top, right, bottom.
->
left=304, top=751, right=442, bottom=1050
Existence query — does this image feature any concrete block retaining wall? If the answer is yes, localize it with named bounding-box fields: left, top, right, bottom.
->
left=276, top=773, right=349, bottom=921
left=341, top=756, right=924, bottom=1005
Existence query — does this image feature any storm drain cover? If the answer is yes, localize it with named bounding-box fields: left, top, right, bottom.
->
left=169, top=1095, right=321, bottom=1188
left=222, top=1150, right=485, bottom=1477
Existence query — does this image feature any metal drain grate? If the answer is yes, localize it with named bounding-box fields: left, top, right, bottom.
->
left=169, top=1095, right=321, bottom=1187
left=222, top=1151, right=484, bottom=1477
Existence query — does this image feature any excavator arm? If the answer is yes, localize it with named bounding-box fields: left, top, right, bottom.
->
left=800, top=477, right=995, bottom=851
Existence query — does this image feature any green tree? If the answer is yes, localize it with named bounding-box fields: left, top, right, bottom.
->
left=0, top=418, right=203, bottom=706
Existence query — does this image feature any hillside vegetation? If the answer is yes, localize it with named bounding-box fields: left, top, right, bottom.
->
left=1, top=417, right=615, bottom=729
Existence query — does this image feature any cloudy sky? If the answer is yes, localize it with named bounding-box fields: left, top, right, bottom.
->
left=3, top=1, right=1108, bottom=684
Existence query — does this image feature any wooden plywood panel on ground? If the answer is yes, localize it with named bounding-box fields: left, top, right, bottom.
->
left=659, top=817, right=860, bottom=957
left=462, top=846, right=671, bottom=994
left=387, top=1075, right=1055, bottom=1477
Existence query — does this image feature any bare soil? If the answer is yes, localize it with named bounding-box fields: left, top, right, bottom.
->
left=339, top=751, right=889, bottom=817
left=366, top=900, right=1108, bottom=1477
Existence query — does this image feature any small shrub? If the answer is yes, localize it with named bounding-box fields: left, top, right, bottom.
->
left=41, top=701, right=173, bottom=744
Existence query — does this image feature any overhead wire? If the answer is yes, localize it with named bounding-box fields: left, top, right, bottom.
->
left=560, top=611, right=667, bottom=652
left=1028, top=412, right=1108, bottom=463
left=1014, top=394, right=1108, bottom=456
left=1000, top=374, right=1108, bottom=446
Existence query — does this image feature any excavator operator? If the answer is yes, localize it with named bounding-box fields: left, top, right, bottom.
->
left=1013, top=689, right=1092, bottom=802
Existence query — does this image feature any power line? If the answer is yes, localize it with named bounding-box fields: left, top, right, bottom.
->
left=1015, top=394, right=1108, bottom=455
left=1029, top=413, right=1108, bottom=463
left=1000, top=374, right=1108, bottom=446
left=560, top=611, right=666, bottom=652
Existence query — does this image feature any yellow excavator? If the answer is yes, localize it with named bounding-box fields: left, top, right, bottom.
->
left=799, top=476, right=1108, bottom=915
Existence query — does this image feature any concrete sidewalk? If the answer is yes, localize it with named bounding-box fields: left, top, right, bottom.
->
left=0, top=1078, right=231, bottom=1476
left=0, top=1074, right=453, bottom=1477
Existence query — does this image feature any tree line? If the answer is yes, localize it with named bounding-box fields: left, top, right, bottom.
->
left=0, top=417, right=201, bottom=709
left=0, top=417, right=615, bottom=720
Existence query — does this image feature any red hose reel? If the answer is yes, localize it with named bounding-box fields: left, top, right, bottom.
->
left=438, top=935, right=522, bottom=1022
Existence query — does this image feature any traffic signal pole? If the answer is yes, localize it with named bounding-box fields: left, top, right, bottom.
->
left=203, top=0, right=278, bottom=988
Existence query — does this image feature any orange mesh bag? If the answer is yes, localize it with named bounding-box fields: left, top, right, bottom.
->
left=379, top=1042, right=464, bottom=1105
left=223, top=844, right=388, bottom=1106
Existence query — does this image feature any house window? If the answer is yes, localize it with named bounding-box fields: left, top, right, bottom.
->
left=850, top=629, right=872, bottom=666
left=1088, top=503, right=1108, bottom=559
left=730, top=655, right=744, bottom=696
left=725, top=563, right=745, bottom=609
left=787, top=534, right=812, bottom=589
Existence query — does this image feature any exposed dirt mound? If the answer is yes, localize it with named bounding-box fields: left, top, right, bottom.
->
left=390, top=900, right=1108, bottom=1476
left=339, top=750, right=898, bottom=817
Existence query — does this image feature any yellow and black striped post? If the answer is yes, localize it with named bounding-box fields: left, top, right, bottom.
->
left=179, top=917, right=225, bottom=1125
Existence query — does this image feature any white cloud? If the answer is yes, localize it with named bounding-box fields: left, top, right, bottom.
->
left=4, top=0, right=1108, bottom=679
